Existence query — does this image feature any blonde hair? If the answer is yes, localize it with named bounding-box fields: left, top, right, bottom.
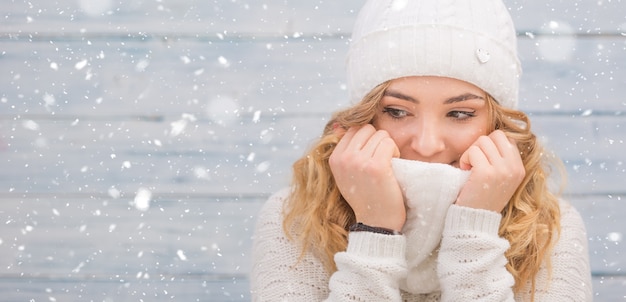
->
left=283, top=80, right=561, bottom=297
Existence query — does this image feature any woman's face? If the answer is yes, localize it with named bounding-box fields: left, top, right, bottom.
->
left=372, top=76, right=491, bottom=168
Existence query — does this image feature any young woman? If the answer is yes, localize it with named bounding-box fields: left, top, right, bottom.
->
left=251, top=0, right=592, bottom=301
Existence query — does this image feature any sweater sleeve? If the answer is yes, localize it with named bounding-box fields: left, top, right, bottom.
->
left=250, top=189, right=408, bottom=301
left=437, top=205, right=516, bottom=302
left=515, top=200, right=593, bottom=301
left=328, top=231, right=407, bottom=301
left=250, top=189, right=331, bottom=301
left=437, top=202, right=593, bottom=302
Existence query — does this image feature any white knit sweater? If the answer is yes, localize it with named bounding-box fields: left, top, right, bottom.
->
left=250, top=161, right=593, bottom=301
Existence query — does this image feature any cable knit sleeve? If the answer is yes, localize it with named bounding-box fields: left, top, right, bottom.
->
left=250, top=189, right=331, bottom=301
left=437, top=205, right=516, bottom=302
left=438, top=202, right=593, bottom=302
left=250, top=188, right=408, bottom=301
left=515, top=200, right=593, bottom=301
left=328, top=232, right=407, bottom=301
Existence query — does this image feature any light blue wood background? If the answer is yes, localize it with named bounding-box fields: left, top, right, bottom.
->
left=1, top=0, right=625, bottom=300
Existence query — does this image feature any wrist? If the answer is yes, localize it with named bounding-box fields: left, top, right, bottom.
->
left=349, top=222, right=403, bottom=236
left=355, top=212, right=405, bottom=232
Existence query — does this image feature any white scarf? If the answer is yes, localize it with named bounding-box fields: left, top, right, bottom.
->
left=391, top=158, right=471, bottom=294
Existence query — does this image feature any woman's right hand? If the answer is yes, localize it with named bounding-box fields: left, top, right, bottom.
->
left=329, top=125, right=406, bottom=231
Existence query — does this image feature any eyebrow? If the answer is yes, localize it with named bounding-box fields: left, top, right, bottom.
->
left=444, top=93, right=485, bottom=104
left=383, top=90, right=485, bottom=104
left=383, top=90, right=418, bottom=103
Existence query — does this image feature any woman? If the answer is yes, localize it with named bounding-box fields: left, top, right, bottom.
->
left=251, top=0, right=592, bottom=301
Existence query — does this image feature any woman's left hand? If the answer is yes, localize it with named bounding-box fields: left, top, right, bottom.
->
left=456, top=130, right=526, bottom=213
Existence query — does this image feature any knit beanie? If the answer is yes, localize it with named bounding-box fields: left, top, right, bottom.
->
left=347, top=0, right=522, bottom=109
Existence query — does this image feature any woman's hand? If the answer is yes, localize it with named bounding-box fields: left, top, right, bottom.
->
left=456, top=130, right=526, bottom=213
left=329, top=125, right=406, bottom=231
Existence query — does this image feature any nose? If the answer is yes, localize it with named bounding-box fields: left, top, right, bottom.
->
left=410, top=119, right=446, bottom=159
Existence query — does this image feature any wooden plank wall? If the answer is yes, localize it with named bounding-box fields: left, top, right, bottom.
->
left=1, top=0, right=625, bottom=301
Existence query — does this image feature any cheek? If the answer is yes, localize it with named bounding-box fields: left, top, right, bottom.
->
left=447, top=123, right=488, bottom=153
left=375, top=121, right=411, bottom=147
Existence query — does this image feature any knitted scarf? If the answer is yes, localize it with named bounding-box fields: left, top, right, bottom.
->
left=391, top=158, right=471, bottom=294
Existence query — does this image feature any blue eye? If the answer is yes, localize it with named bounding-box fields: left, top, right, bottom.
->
left=448, top=110, right=476, bottom=120
left=382, top=107, right=409, bottom=119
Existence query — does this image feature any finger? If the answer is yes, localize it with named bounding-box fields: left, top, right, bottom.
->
left=459, top=145, right=489, bottom=171
left=490, top=131, right=522, bottom=168
left=347, top=125, right=377, bottom=152
left=486, top=131, right=525, bottom=181
left=361, top=130, right=393, bottom=157
left=372, top=136, right=400, bottom=160
left=392, top=140, right=400, bottom=158
left=332, top=122, right=347, bottom=137
left=506, top=137, right=523, bottom=163
left=472, top=135, right=501, bottom=165
left=334, top=126, right=359, bottom=153
left=489, top=130, right=521, bottom=160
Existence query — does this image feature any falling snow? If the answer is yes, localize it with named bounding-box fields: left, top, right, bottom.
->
left=206, top=96, right=239, bottom=126
left=78, top=0, right=112, bottom=16
left=74, top=59, right=88, bottom=70
left=0, top=0, right=624, bottom=300
left=133, top=188, right=152, bottom=211
left=177, top=249, right=188, bottom=261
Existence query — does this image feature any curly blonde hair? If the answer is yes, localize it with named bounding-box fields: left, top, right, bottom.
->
left=283, top=80, right=562, bottom=297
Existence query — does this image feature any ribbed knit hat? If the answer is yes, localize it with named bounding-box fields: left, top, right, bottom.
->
left=347, top=0, right=522, bottom=109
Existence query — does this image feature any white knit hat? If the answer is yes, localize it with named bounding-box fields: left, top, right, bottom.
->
left=347, top=0, right=522, bottom=109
